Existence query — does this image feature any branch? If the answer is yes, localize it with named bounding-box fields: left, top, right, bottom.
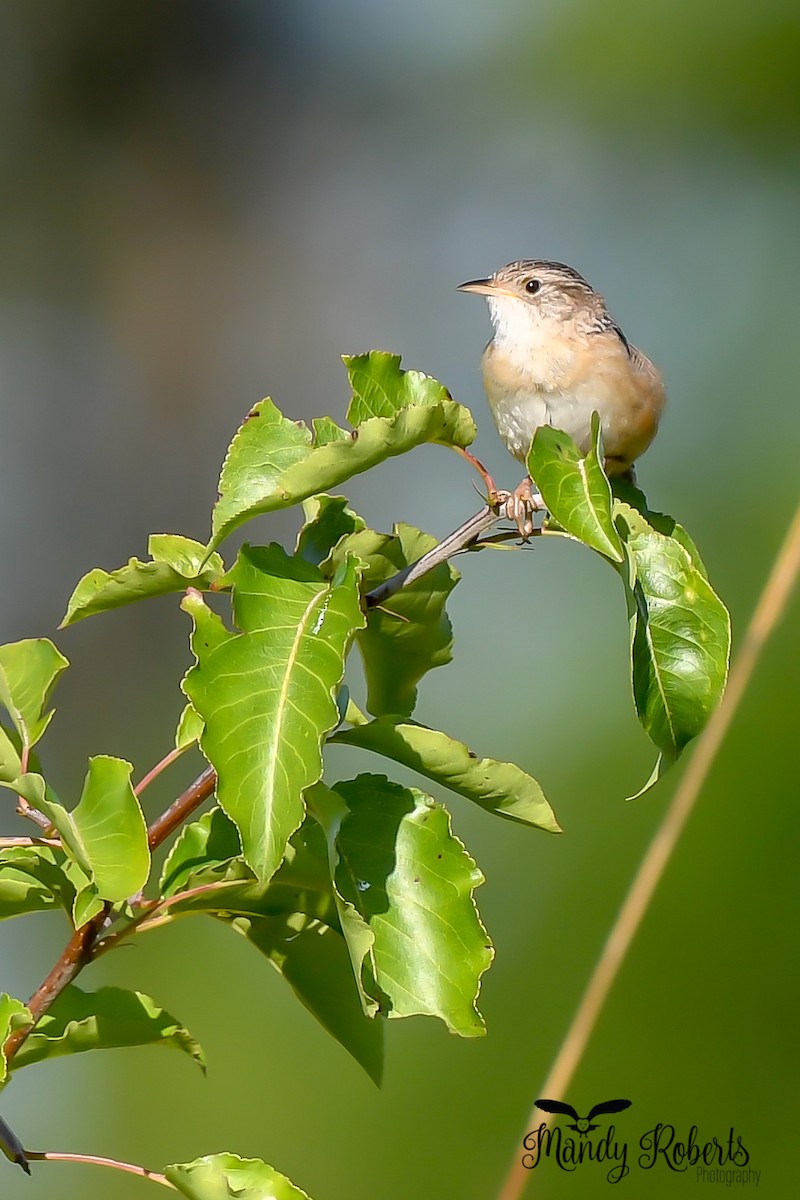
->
left=365, top=505, right=502, bottom=608
left=147, top=764, right=216, bottom=851
left=2, top=907, right=109, bottom=1066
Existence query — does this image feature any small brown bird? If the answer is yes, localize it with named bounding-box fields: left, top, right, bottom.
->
left=459, top=260, right=666, bottom=529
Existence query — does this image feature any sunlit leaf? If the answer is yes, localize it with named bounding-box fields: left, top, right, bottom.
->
left=61, top=536, right=225, bottom=627
left=159, top=807, right=241, bottom=898
left=528, top=415, right=623, bottom=562
left=182, top=546, right=364, bottom=883
left=344, top=350, right=458, bottom=424
left=312, top=774, right=493, bottom=1037
left=0, top=995, right=32, bottom=1085
left=614, top=501, right=730, bottom=763
left=0, top=639, right=68, bottom=753
left=0, top=726, right=21, bottom=783
left=331, top=717, right=560, bottom=831
left=612, top=476, right=709, bottom=578
left=35, top=757, right=150, bottom=905
left=9, top=985, right=205, bottom=1074
left=175, top=703, right=205, bottom=751
left=209, top=353, right=476, bottom=548
left=166, top=1153, right=313, bottom=1200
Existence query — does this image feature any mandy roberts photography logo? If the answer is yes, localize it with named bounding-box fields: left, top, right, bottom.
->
left=535, top=1096, right=632, bottom=1136
left=522, top=1097, right=757, bottom=1185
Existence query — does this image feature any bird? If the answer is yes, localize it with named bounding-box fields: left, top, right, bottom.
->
left=534, top=1096, right=632, bottom=1137
left=458, top=260, right=666, bottom=533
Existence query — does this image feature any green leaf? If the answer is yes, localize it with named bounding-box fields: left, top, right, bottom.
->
left=313, top=774, right=493, bottom=1037
left=0, top=726, right=21, bottom=783
left=159, top=807, right=241, bottom=898
left=182, top=546, right=365, bottom=883
left=295, top=494, right=366, bottom=569
left=612, top=476, right=709, bottom=578
left=61, top=535, right=225, bottom=627
left=36, top=757, right=150, bottom=907
left=9, top=985, right=205, bottom=1074
left=166, top=1154, right=313, bottom=1200
left=331, top=717, right=560, bottom=832
left=0, top=995, right=32, bottom=1085
left=0, top=639, right=68, bottom=753
left=311, top=416, right=349, bottom=445
left=344, top=350, right=460, bottom=424
left=307, top=781, right=384, bottom=1020
left=175, top=703, right=205, bottom=751
left=334, top=523, right=459, bottom=718
left=614, top=501, right=730, bottom=762
left=527, top=415, right=624, bottom=562
left=0, top=846, right=74, bottom=920
left=158, top=820, right=383, bottom=1084
left=209, top=353, right=476, bottom=549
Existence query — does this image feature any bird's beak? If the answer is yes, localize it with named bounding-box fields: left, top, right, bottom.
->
left=457, top=277, right=497, bottom=296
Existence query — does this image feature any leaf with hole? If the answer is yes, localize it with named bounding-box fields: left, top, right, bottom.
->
left=312, top=774, right=493, bottom=1036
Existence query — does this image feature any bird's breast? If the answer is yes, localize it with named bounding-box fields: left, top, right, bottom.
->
left=480, top=333, right=664, bottom=470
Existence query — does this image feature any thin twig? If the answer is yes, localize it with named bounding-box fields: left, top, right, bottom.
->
left=365, top=505, right=502, bottom=608
left=0, top=836, right=60, bottom=849
left=135, top=746, right=186, bottom=797
left=497, top=499, right=800, bottom=1200
left=24, top=1149, right=176, bottom=1187
left=93, top=879, right=241, bottom=957
left=14, top=802, right=53, bottom=832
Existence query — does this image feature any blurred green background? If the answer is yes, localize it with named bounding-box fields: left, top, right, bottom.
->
left=1, top=2, right=798, bottom=1197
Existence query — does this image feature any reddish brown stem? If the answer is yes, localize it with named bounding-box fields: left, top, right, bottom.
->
left=147, top=764, right=216, bottom=851
left=24, top=1150, right=175, bottom=1187
left=452, top=445, right=499, bottom=497
left=135, top=746, right=186, bottom=797
left=2, top=907, right=108, bottom=1065
left=0, top=836, right=60, bottom=848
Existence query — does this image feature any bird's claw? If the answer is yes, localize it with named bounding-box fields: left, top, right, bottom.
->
left=491, top=477, right=544, bottom=539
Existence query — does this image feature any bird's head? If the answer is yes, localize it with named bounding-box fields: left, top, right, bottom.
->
left=458, top=260, right=610, bottom=351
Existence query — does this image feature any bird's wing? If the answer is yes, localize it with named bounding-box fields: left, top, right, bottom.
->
left=586, top=1099, right=632, bottom=1121
left=535, top=1098, right=579, bottom=1120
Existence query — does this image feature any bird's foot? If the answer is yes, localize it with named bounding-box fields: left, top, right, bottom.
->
left=491, top=477, right=544, bottom=539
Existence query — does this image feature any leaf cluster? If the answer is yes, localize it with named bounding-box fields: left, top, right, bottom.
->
left=0, top=354, right=729, bottom=1195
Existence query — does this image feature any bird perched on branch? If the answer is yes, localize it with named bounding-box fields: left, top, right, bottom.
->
left=459, top=260, right=665, bottom=532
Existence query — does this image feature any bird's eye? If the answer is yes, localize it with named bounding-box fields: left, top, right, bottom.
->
left=525, top=278, right=541, bottom=295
